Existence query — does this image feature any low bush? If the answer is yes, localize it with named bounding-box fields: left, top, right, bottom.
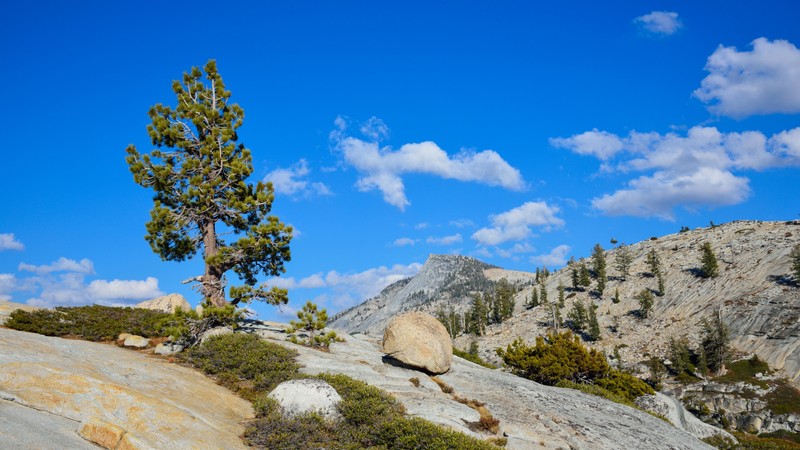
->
left=453, top=347, right=496, bottom=369
left=181, top=336, right=500, bottom=449
left=705, top=431, right=800, bottom=449
left=714, top=356, right=771, bottom=389
left=496, top=331, right=653, bottom=403
left=245, top=372, right=500, bottom=449
left=179, top=333, right=300, bottom=400
left=764, top=383, right=800, bottom=415
left=5, top=305, right=173, bottom=341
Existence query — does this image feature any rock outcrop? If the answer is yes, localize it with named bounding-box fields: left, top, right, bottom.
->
left=382, top=311, right=453, bottom=374
left=135, top=293, right=190, bottom=313
left=636, top=392, right=735, bottom=441
left=249, top=325, right=713, bottom=450
left=0, top=327, right=253, bottom=450
left=269, top=379, right=342, bottom=420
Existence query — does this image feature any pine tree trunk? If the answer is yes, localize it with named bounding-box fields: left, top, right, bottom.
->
left=202, top=221, right=227, bottom=307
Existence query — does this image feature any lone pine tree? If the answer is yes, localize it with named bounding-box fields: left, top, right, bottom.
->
left=126, top=60, right=292, bottom=308
left=699, top=242, right=720, bottom=278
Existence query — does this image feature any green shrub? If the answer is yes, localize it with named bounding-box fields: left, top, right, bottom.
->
left=5, top=305, right=173, bottom=341
left=707, top=431, right=800, bottom=449
left=245, top=372, right=500, bottom=449
left=758, top=430, right=800, bottom=446
left=555, top=379, right=634, bottom=407
left=453, top=347, right=496, bottom=369
left=765, top=383, right=800, bottom=415
left=379, top=416, right=499, bottom=449
left=179, top=333, right=300, bottom=399
left=594, top=370, right=654, bottom=402
left=496, top=332, right=609, bottom=385
left=497, top=331, right=652, bottom=402
left=714, top=356, right=771, bottom=388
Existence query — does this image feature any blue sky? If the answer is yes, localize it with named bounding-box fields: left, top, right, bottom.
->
left=2, top=1, right=799, bottom=321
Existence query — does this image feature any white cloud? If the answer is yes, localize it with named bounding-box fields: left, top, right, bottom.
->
left=694, top=38, right=800, bottom=118
left=0, top=233, right=24, bottom=251
left=86, top=277, right=163, bottom=301
left=495, top=242, right=535, bottom=259
left=634, top=11, right=682, bottom=35
left=19, top=257, right=95, bottom=275
left=449, top=219, right=475, bottom=229
left=549, top=129, right=624, bottom=161
left=472, top=202, right=564, bottom=246
left=263, top=159, right=332, bottom=198
left=359, top=116, right=390, bottom=141
left=0, top=274, right=16, bottom=300
left=323, top=263, right=422, bottom=300
left=426, top=234, right=463, bottom=245
left=334, top=133, right=525, bottom=210
left=414, top=222, right=429, bottom=230
left=592, top=168, right=749, bottom=219
left=5, top=257, right=164, bottom=308
left=264, top=262, right=422, bottom=311
left=393, top=237, right=416, bottom=247
left=472, top=247, right=493, bottom=259
left=531, top=245, right=572, bottom=267
left=552, top=126, right=800, bottom=219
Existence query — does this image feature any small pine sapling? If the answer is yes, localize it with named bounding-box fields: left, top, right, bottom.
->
left=286, top=301, right=341, bottom=349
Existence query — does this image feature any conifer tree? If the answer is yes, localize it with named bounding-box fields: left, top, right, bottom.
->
left=636, top=289, right=654, bottom=319
left=578, top=261, right=591, bottom=290
left=571, top=260, right=580, bottom=291
left=469, top=293, right=487, bottom=336
left=530, top=286, right=539, bottom=308
left=567, top=299, right=588, bottom=331
left=699, top=242, right=720, bottom=278
left=591, top=244, right=607, bottom=296
left=614, top=244, right=633, bottom=280
left=701, top=313, right=730, bottom=374
left=587, top=302, right=601, bottom=341
left=126, top=60, right=292, bottom=308
left=557, top=281, right=565, bottom=308
left=287, top=301, right=339, bottom=348
left=612, top=287, right=620, bottom=304
left=789, top=243, right=800, bottom=282
left=539, top=282, right=548, bottom=305
left=646, top=249, right=661, bottom=277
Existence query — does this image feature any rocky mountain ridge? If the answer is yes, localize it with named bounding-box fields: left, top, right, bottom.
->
left=332, top=221, right=800, bottom=387
left=330, top=254, right=512, bottom=334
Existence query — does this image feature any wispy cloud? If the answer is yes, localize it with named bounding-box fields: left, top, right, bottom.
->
left=531, top=244, right=572, bottom=267
left=426, top=234, right=463, bottom=245
left=694, top=38, right=800, bottom=118
left=552, top=126, right=800, bottom=219
left=19, top=257, right=95, bottom=275
left=449, top=219, right=475, bottom=229
left=332, top=118, right=525, bottom=210
left=0, top=233, right=24, bottom=251
left=263, top=159, right=332, bottom=198
left=472, top=202, right=564, bottom=246
left=266, top=262, right=422, bottom=310
left=634, top=11, right=682, bottom=36
left=392, top=237, right=416, bottom=247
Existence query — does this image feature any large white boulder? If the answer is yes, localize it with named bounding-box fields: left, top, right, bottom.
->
left=135, top=294, right=191, bottom=313
left=268, top=379, right=342, bottom=420
left=382, top=311, right=452, bottom=374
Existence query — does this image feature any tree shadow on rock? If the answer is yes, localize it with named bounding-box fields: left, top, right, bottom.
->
left=767, top=274, right=798, bottom=287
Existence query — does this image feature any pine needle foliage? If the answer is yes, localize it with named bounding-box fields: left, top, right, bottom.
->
left=126, top=60, right=292, bottom=308
left=286, top=301, right=341, bottom=349
left=699, top=242, right=720, bottom=278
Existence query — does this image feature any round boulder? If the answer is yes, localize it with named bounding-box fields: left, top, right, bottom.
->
left=268, top=379, right=342, bottom=420
left=382, top=311, right=452, bottom=374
